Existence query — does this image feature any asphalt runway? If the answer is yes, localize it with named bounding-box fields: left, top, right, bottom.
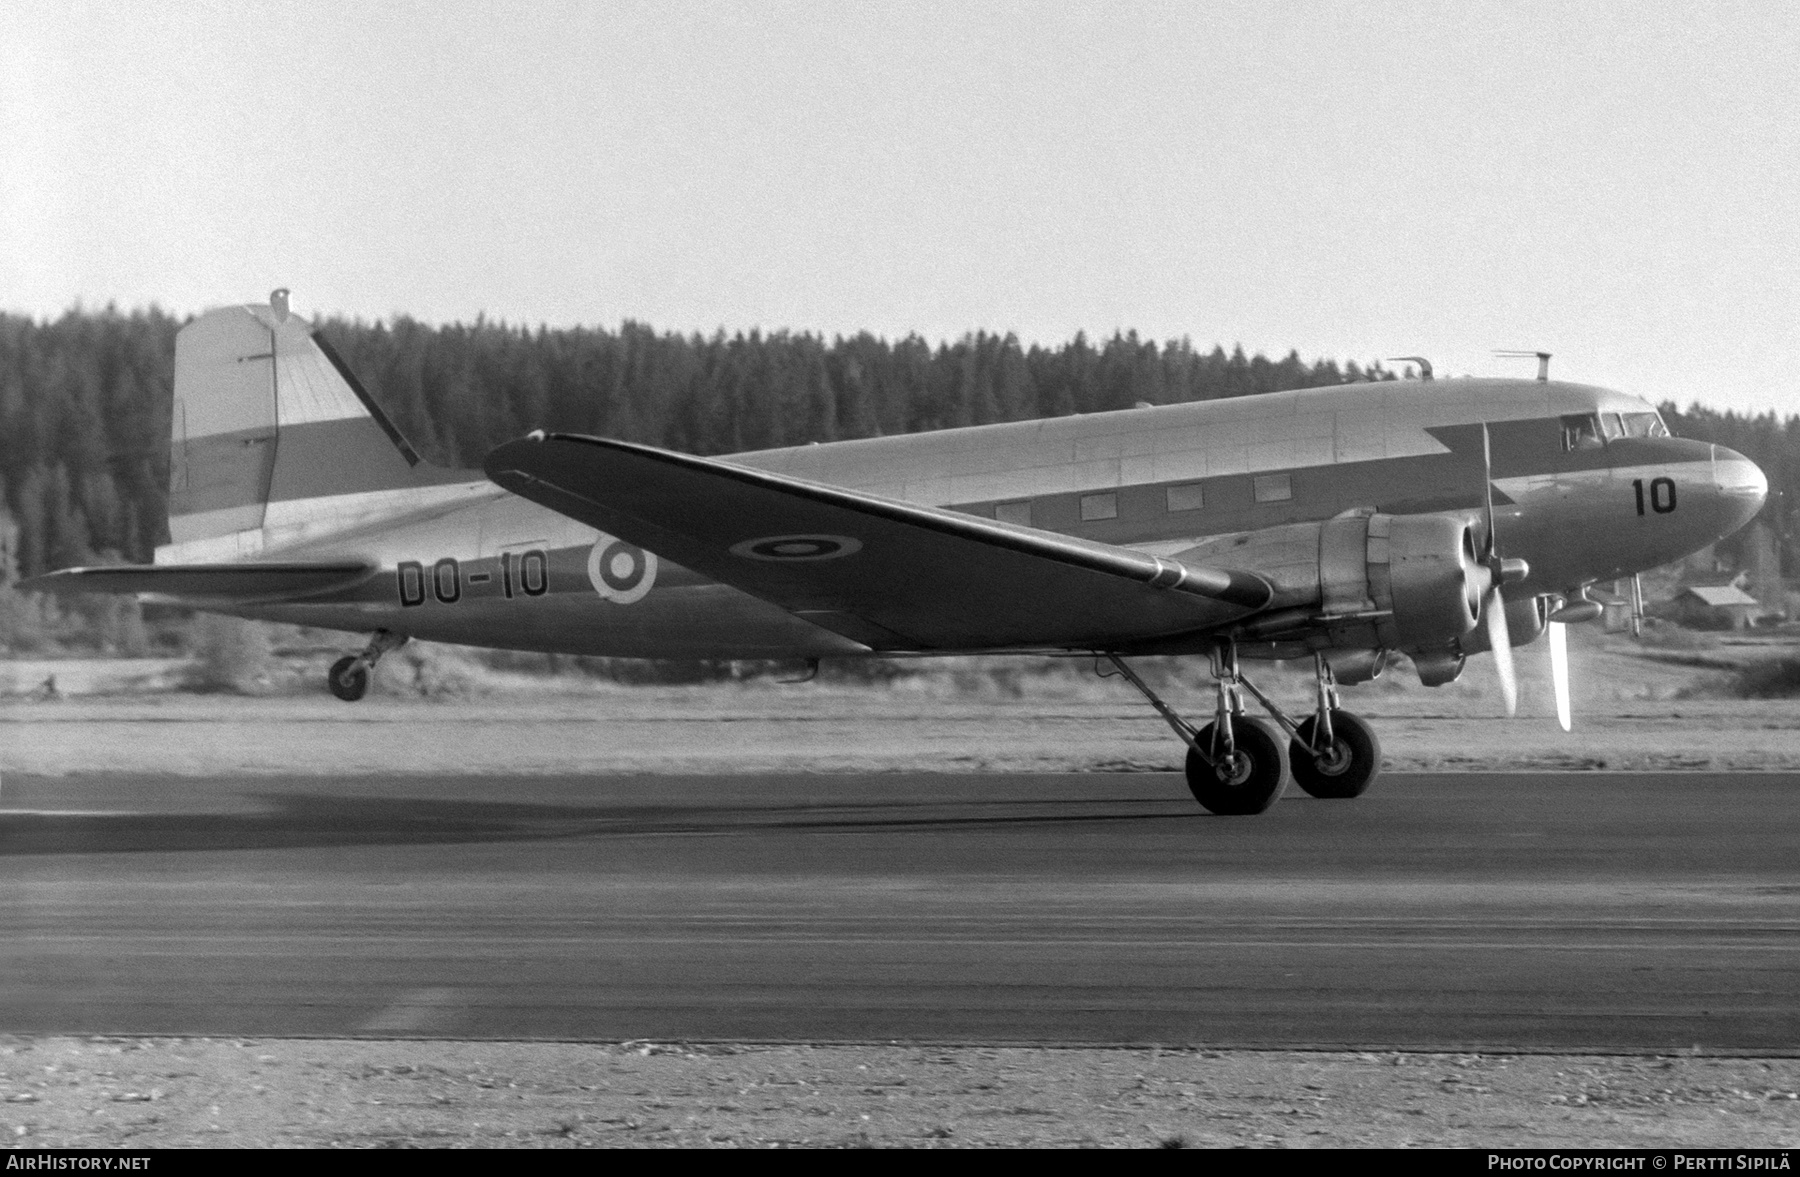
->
left=2, top=771, right=1796, bottom=1052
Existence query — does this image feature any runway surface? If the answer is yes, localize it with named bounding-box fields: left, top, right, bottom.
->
left=2, top=771, right=1796, bottom=1052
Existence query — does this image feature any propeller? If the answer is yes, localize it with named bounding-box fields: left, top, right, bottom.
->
left=1548, top=619, right=1571, bottom=731
left=1478, top=422, right=1523, bottom=716
left=1486, top=586, right=1518, bottom=716
left=1543, top=591, right=1601, bottom=732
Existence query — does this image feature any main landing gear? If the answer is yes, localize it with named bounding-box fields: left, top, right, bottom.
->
left=1285, top=657, right=1381, bottom=800
left=1101, top=647, right=1381, bottom=815
left=327, top=630, right=408, bottom=702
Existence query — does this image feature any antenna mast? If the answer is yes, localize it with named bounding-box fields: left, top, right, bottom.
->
left=1494, top=349, right=1552, bottom=382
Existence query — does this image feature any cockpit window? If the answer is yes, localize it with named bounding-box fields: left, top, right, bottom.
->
left=1621, top=411, right=1669, bottom=438
left=1561, top=413, right=1605, bottom=451
left=1601, top=413, right=1626, bottom=441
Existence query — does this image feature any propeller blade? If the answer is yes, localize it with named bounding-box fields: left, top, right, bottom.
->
left=1549, top=619, right=1571, bottom=732
left=1485, top=585, right=1518, bottom=717
left=1481, top=421, right=1497, bottom=557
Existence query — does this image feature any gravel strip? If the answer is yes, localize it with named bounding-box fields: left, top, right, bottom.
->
left=2, top=1038, right=1797, bottom=1149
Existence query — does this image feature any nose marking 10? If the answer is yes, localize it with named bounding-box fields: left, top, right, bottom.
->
left=1633, top=477, right=1677, bottom=515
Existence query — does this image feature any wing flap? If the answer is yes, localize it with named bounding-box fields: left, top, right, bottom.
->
left=20, top=561, right=377, bottom=602
left=485, top=433, right=1272, bottom=650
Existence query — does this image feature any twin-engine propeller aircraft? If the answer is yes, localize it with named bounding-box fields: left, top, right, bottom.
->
left=27, top=293, right=1768, bottom=815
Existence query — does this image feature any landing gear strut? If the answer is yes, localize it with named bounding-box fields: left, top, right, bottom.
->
left=327, top=630, right=408, bottom=702
left=1233, top=651, right=1382, bottom=801
left=1101, top=646, right=1382, bottom=814
left=1102, top=646, right=1286, bottom=815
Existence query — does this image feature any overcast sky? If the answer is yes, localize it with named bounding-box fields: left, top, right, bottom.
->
left=4, top=1, right=1797, bottom=414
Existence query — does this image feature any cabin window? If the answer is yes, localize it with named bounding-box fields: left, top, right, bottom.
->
left=1561, top=414, right=1604, bottom=451
left=995, top=501, right=1032, bottom=526
left=1079, top=493, right=1118, bottom=522
left=1622, top=411, right=1670, bottom=438
left=1165, top=483, right=1205, bottom=512
left=1252, top=473, right=1293, bottom=503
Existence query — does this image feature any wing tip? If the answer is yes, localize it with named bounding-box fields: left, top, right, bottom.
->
left=14, top=561, right=377, bottom=601
left=13, top=569, right=73, bottom=595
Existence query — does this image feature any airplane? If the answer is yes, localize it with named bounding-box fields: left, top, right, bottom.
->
left=24, top=291, right=1769, bottom=815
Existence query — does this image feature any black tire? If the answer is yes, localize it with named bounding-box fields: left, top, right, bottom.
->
left=1185, top=717, right=1286, bottom=815
left=328, top=655, right=370, bottom=702
left=1289, top=709, right=1381, bottom=799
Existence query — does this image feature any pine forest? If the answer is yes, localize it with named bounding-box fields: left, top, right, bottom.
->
left=1, top=307, right=1793, bottom=589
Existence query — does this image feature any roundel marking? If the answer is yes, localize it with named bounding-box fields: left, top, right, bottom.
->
left=728, top=534, right=864, bottom=562
left=586, top=536, right=656, bottom=604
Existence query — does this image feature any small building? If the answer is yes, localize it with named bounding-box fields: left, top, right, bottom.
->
left=1669, top=584, right=1765, bottom=630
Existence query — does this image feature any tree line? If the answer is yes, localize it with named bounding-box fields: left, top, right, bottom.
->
left=0, top=306, right=1794, bottom=583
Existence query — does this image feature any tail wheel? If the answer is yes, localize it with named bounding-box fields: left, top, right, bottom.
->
left=328, top=655, right=370, bottom=703
left=1290, top=709, right=1381, bottom=799
left=1185, top=718, right=1286, bottom=815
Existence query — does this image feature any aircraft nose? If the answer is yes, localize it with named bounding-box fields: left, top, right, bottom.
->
left=1711, top=444, right=1768, bottom=533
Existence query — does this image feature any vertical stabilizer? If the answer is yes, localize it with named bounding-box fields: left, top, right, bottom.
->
left=165, top=294, right=455, bottom=557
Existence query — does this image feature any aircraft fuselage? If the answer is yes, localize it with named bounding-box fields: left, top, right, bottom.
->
left=163, top=375, right=1765, bottom=661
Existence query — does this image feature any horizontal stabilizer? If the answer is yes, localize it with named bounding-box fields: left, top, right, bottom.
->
left=20, top=562, right=376, bottom=602
left=485, top=433, right=1272, bottom=651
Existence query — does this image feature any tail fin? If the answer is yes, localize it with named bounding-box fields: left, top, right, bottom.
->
left=165, top=291, right=456, bottom=555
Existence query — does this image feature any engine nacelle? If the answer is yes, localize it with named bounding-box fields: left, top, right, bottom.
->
left=1410, top=648, right=1467, bottom=686
left=1320, top=512, right=1485, bottom=649
left=1176, top=510, right=1487, bottom=655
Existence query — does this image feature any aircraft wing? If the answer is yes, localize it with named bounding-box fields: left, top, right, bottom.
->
left=485, top=433, right=1273, bottom=651
left=20, top=561, right=377, bottom=603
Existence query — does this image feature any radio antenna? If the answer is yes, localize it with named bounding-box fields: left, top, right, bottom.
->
left=1494, top=349, right=1551, bottom=382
